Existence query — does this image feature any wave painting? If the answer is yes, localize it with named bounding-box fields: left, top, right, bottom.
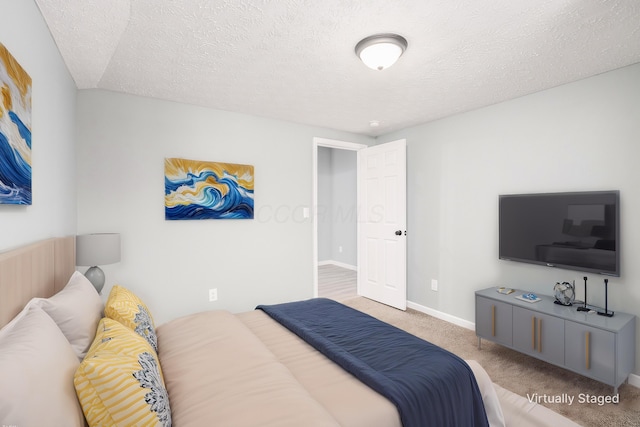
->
left=0, top=44, right=32, bottom=205
left=165, top=158, right=254, bottom=220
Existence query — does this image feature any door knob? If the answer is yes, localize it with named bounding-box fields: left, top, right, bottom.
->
left=395, top=230, right=402, bottom=236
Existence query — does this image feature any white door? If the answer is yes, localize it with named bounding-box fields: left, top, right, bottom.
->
left=357, top=139, right=407, bottom=310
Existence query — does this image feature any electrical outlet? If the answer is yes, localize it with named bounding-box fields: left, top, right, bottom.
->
left=209, top=288, right=218, bottom=302
left=431, top=279, right=438, bottom=291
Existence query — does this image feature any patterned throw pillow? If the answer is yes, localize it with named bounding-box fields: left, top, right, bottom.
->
left=104, top=285, right=158, bottom=352
left=74, top=317, right=171, bottom=427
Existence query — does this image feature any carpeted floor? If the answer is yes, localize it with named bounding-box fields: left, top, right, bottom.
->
left=340, top=296, right=640, bottom=427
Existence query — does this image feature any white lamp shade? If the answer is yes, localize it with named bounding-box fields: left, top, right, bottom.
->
left=76, top=233, right=121, bottom=266
left=355, top=34, right=408, bottom=71
left=359, top=43, right=403, bottom=70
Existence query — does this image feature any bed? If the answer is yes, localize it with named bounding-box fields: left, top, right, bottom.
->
left=0, top=237, right=582, bottom=427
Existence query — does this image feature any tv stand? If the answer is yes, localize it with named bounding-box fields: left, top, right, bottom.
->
left=475, top=287, right=635, bottom=394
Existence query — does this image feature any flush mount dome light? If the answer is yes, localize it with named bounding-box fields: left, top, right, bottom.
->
left=355, top=33, right=408, bottom=71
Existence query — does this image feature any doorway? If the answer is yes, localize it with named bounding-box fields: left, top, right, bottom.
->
left=312, top=137, right=407, bottom=309
left=312, top=138, right=366, bottom=300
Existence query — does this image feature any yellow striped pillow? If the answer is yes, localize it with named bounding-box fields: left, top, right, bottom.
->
left=104, top=285, right=158, bottom=352
left=74, top=317, right=171, bottom=427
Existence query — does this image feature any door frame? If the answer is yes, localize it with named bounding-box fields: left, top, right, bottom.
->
left=312, top=137, right=367, bottom=297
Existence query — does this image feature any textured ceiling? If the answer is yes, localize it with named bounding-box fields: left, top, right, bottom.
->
left=35, top=0, right=640, bottom=136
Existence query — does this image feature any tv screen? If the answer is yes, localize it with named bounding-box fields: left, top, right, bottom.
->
left=499, top=191, right=619, bottom=276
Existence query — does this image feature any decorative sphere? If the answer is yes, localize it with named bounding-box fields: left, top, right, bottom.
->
left=554, top=281, right=575, bottom=306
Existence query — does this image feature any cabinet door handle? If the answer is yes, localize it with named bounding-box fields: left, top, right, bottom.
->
left=531, top=317, right=536, bottom=350
left=491, top=305, right=496, bottom=337
left=538, top=318, right=542, bottom=353
left=585, top=331, right=590, bottom=370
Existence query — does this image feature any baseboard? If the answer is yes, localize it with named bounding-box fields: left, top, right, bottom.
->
left=628, top=373, right=640, bottom=389
left=317, top=260, right=357, bottom=271
left=407, top=300, right=640, bottom=390
left=406, top=300, right=475, bottom=331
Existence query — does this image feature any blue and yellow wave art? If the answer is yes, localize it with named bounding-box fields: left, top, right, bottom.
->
left=164, top=158, right=254, bottom=220
left=0, top=44, right=32, bottom=205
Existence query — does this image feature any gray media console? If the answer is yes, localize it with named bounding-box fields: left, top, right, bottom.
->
left=475, top=287, right=635, bottom=394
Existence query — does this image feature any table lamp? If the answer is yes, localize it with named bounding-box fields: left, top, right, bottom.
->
left=76, top=233, right=121, bottom=294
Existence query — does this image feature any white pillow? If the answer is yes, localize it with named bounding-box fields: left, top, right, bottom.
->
left=466, top=360, right=506, bottom=427
left=0, top=303, right=85, bottom=427
left=37, top=270, right=104, bottom=359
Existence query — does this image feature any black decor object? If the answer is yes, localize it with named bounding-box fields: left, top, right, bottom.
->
left=597, top=278, right=614, bottom=317
left=577, top=276, right=590, bottom=312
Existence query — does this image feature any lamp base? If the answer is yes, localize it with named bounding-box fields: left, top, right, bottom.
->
left=84, top=266, right=105, bottom=294
left=597, top=310, right=614, bottom=317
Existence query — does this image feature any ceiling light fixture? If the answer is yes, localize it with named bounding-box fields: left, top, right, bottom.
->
left=355, top=33, right=408, bottom=71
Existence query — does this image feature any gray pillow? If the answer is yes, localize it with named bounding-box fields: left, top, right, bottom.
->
left=0, top=303, right=85, bottom=426
left=37, top=270, right=104, bottom=359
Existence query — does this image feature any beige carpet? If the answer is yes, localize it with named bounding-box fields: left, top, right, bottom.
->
left=340, top=296, right=640, bottom=427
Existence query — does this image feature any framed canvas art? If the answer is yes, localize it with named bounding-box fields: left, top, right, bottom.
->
left=164, top=158, right=254, bottom=220
left=0, top=44, right=32, bottom=205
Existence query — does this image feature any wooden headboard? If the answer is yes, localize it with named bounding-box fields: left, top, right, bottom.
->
left=0, top=236, right=76, bottom=328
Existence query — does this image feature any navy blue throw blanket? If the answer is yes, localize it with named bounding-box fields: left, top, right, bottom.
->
left=257, top=298, right=489, bottom=427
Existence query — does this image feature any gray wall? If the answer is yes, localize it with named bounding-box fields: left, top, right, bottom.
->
left=317, top=147, right=357, bottom=267
left=3, top=0, right=639, bottom=378
left=0, top=0, right=77, bottom=249
left=76, top=90, right=373, bottom=324
left=378, top=62, right=640, bottom=375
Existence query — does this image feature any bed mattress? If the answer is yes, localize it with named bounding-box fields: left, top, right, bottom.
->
left=157, top=308, right=402, bottom=426
left=157, top=306, right=582, bottom=427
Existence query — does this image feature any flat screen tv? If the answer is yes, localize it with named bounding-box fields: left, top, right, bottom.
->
left=499, top=191, right=620, bottom=276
